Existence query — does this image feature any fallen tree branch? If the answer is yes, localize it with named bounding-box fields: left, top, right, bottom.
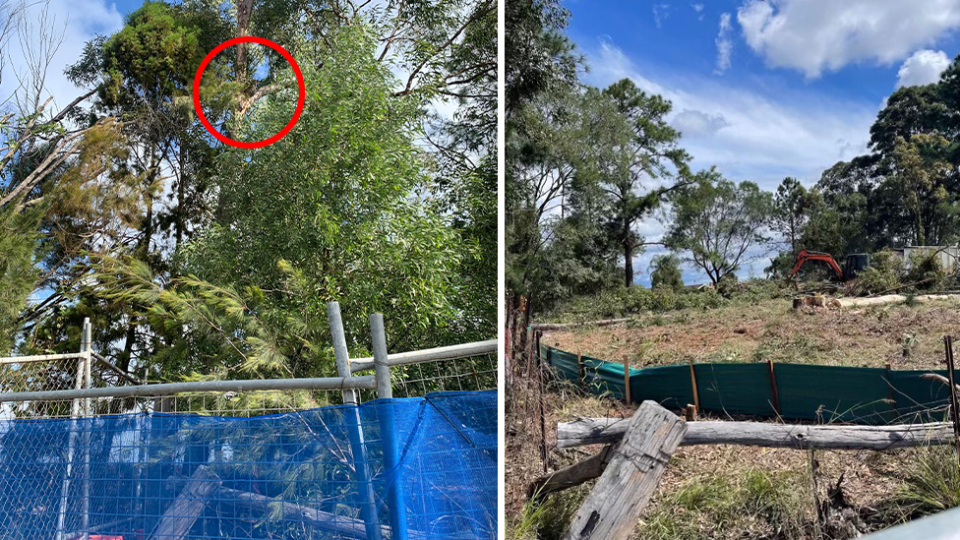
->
left=528, top=445, right=615, bottom=501
left=921, top=373, right=960, bottom=393
left=531, top=317, right=633, bottom=332
left=557, top=417, right=953, bottom=450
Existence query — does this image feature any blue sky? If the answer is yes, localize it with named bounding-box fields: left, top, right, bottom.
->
left=561, top=0, right=960, bottom=285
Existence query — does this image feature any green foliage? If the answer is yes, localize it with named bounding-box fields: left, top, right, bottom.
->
left=601, top=78, right=690, bottom=287
left=650, top=254, right=683, bottom=291
left=549, top=286, right=725, bottom=321
left=181, top=26, right=463, bottom=360
left=905, top=250, right=949, bottom=291
left=0, top=208, right=41, bottom=355
left=510, top=484, right=588, bottom=540
left=855, top=249, right=905, bottom=295
left=666, top=169, right=774, bottom=286
left=895, top=446, right=960, bottom=516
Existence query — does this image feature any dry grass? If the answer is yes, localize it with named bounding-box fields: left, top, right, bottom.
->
left=507, top=297, right=960, bottom=540
left=546, top=298, right=960, bottom=370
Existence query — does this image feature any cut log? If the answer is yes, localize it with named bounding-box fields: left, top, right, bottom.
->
left=216, top=487, right=476, bottom=540
left=217, top=486, right=391, bottom=539
left=148, top=465, right=220, bottom=540
left=557, top=417, right=953, bottom=450
left=563, top=401, right=686, bottom=540
left=528, top=446, right=615, bottom=500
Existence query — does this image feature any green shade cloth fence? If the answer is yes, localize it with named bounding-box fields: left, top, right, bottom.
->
left=542, top=344, right=952, bottom=425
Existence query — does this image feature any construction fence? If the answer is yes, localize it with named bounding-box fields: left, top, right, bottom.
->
left=0, top=305, right=498, bottom=540
left=541, top=343, right=953, bottom=425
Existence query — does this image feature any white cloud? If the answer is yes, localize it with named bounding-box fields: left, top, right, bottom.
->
left=652, top=3, right=671, bottom=29
left=691, top=3, right=704, bottom=13
left=896, top=49, right=951, bottom=88
left=1, top=0, right=123, bottom=116
left=737, top=0, right=960, bottom=78
left=589, top=40, right=880, bottom=284
left=672, top=109, right=729, bottom=137
left=589, top=40, right=875, bottom=191
left=714, top=13, right=733, bottom=75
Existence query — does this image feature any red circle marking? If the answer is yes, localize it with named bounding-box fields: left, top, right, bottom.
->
left=193, top=37, right=305, bottom=149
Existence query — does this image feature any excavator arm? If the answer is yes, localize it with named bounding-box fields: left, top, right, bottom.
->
left=789, top=250, right=844, bottom=280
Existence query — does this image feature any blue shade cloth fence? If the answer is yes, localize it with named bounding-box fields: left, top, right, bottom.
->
left=0, top=308, right=498, bottom=540
left=0, top=390, right=496, bottom=540
left=542, top=343, right=953, bottom=425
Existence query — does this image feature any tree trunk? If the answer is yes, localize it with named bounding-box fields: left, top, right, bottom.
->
left=557, top=417, right=954, bottom=450
left=623, top=238, right=633, bottom=288
left=235, top=0, right=255, bottom=86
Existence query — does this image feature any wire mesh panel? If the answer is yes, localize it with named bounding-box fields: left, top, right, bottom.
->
left=0, top=390, right=497, bottom=540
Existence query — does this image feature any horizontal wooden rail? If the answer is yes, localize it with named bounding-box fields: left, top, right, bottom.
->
left=558, top=417, right=954, bottom=450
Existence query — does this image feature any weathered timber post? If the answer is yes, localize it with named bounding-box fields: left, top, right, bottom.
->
left=622, top=363, right=631, bottom=404
left=945, top=336, right=960, bottom=466
left=688, top=358, right=700, bottom=415
left=768, top=358, right=781, bottom=415
left=563, top=400, right=686, bottom=540
left=577, top=353, right=584, bottom=389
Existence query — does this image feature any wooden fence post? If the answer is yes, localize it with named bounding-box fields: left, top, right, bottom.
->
left=688, top=358, right=700, bottom=415
left=768, top=358, right=781, bottom=416
left=886, top=362, right=898, bottom=419
left=578, top=353, right=584, bottom=389
left=623, top=364, right=631, bottom=404
left=563, top=401, right=686, bottom=540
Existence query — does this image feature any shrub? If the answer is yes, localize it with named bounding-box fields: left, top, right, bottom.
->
left=650, top=254, right=684, bottom=291
left=905, top=250, right=948, bottom=292
left=855, top=249, right=904, bottom=295
left=545, top=285, right=727, bottom=321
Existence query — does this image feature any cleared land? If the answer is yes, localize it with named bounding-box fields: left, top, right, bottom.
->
left=545, top=297, right=960, bottom=370
left=508, top=297, right=960, bottom=540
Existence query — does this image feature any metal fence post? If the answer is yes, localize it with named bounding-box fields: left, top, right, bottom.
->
left=81, top=318, right=92, bottom=540
left=371, top=313, right=408, bottom=540
left=55, top=320, right=88, bottom=540
left=327, top=302, right=383, bottom=540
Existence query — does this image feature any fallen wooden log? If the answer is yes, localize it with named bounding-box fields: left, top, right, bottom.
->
left=528, top=446, right=615, bottom=500
left=217, top=486, right=390, bottom=539
left=148, top=466, right=220, bottom=540
left=564, top=401, right=686, bottom=540
left=216, top=487, right=477, bottom=540
left=558, top=417, right=953, bottom=450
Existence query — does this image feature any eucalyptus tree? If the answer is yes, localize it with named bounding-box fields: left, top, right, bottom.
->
left=665, top=169, right=774, bottom=286
left=96, top=27, right=467, bottom=379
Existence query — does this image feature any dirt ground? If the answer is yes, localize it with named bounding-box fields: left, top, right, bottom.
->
left=507, top=297, right=960, bottom=539
left=545, top=297, right=960, bottom=370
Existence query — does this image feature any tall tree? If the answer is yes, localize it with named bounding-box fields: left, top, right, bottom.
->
left=773, top=177, right=811, bottom=255
left=601, top=78, right=689, bottom=287
left=665, top=169, right=773, bottom=286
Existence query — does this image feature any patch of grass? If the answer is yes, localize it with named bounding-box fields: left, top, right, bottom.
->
left=509, top=484, right=590, bottom=540
left=638, top=468, right=811, bottom=540
left=893, top=446, right=960, bottom=516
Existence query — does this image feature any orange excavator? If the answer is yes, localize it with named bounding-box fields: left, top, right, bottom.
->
left=788, top=250, right=870, bottom=281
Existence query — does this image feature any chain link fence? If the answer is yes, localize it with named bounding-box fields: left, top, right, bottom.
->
left=0, top=307, right=497, bottom=540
